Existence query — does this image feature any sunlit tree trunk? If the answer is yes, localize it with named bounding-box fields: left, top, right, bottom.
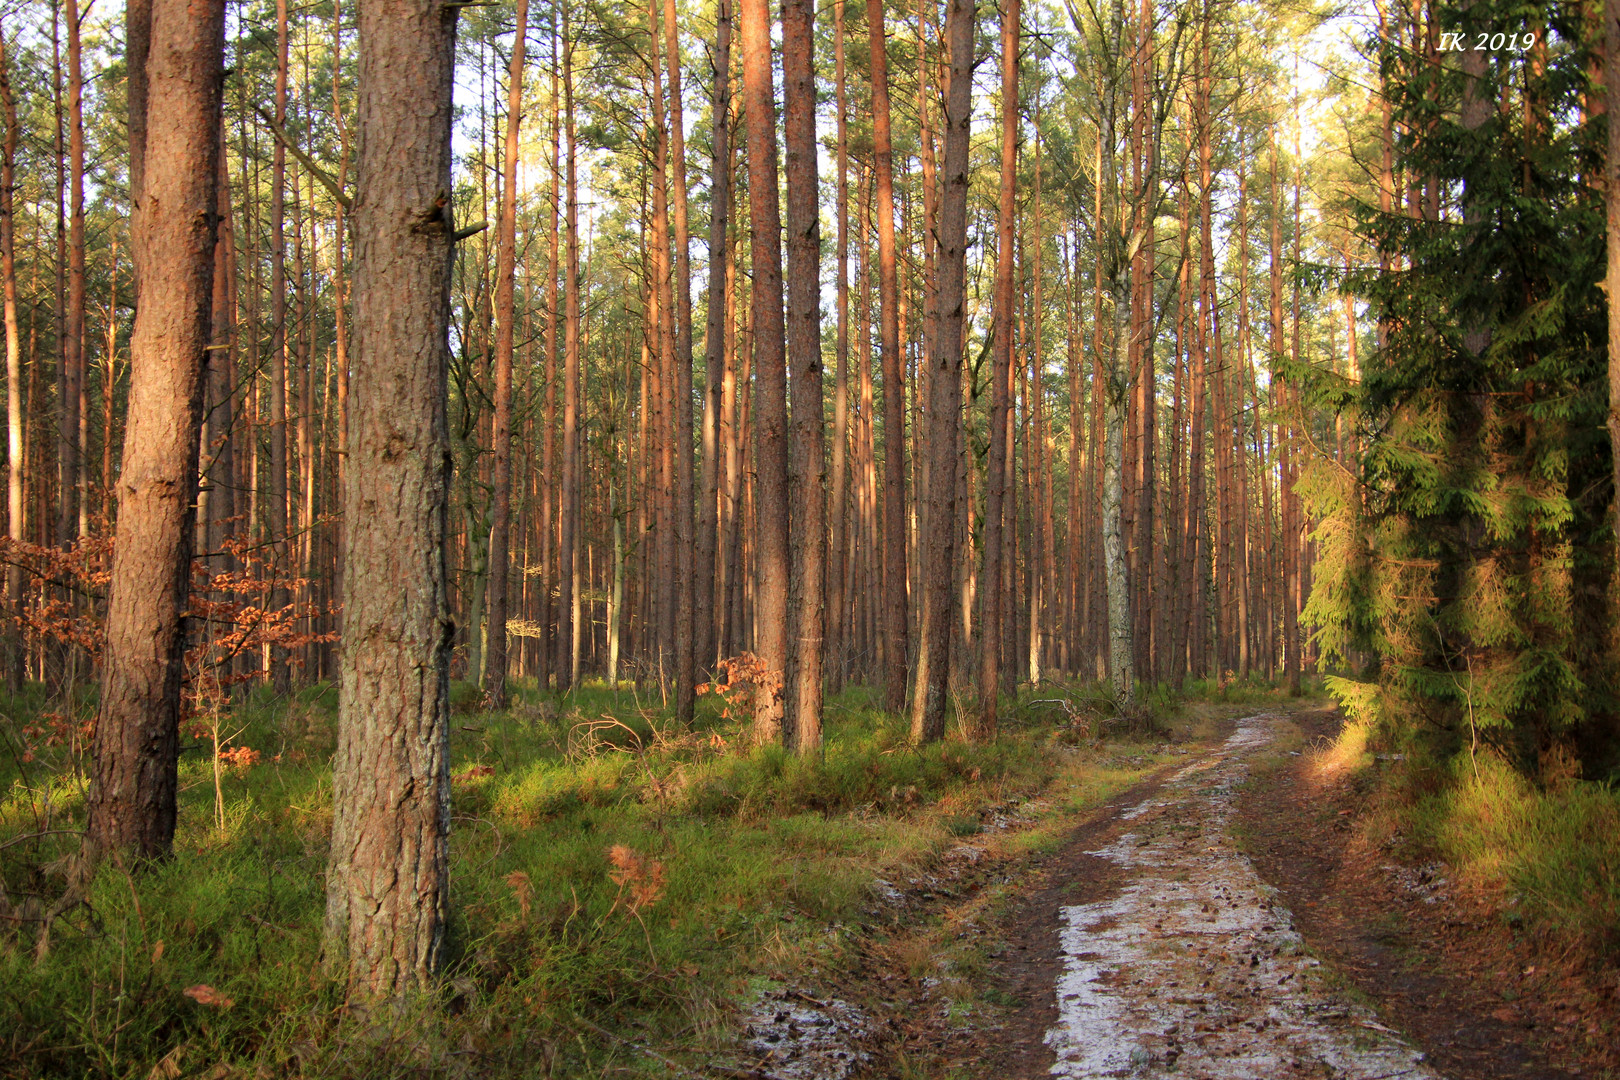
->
left=202, top=131, right=236, bottom=581
left=557, top=3, right=581, bottom=693
left=537, top=21, right=560, bottom=691
left=782, top=0, right=824, bottom=753
left=58, top=0, right=83, bottom=551
left=324, top=0, right=457, bottom=995
left=85, top=0, right=223, bottom=862
left=0, top=20, right=23, bottom=690
left=739, top=0, right=788, bottom=740
left=484, top=0, right=529, bottom=709
left=911, top=0, right=971, bottom=743
left=827, top=0, right=849, bottom=694
left=699, top=0, right=731, bottom=674
left=869, top=0, right=908, bottom=714
left=264, top=0, right=291, bottom=691
left=976, top=0, right=1017, bottom=741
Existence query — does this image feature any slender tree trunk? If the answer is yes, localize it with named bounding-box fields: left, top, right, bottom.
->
left=265, top=0, right=291, bottom=691
left=1599, top=0, right=1618, bottom=552
left=203, top=132, right=236, bottom=579
left=782, top=0, right=824, bottom=753
left=85, top=0, right=223, bottom=862
left=484, top=0, right=529, bottom=708
left=58, top=0, right=83, bottom=553
left=659, top=0, right=696, bottom=721
left=538, top=22, right=560, bottom=691
left=324, top=0, right=458, bottom=996
left=976, top=0, right=1017, bottom=740
left=868, top=0, right=908, bottom=714
left=699, top=0, right=731, bottom=675
left=557, top=4, right=581, bottom=693
left=911, top=0, right=971, bottom=743
left=0, top=20, right=24, bottom=690
left=827, top=0, right=849, bottom=693
left=739, top=0, right=788, bottom=740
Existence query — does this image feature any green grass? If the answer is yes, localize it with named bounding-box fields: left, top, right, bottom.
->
left=0, top=676, right=1194, bottom=1079
left=1323, top=719, right=1620, bottom=967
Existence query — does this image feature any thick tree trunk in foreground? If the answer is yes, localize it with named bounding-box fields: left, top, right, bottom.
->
left=739, top=0, right=789, bottom=742
left=783, top=0, right=824, bottom=754
left=977, top=0, right=1017, bottom=741
left=868, top=0, right=909, bottom=715
left=85, top=0, right=223, bottom=863
left=484, top=0, right=529, bottom=709
left=324, top=0, right=457, bottom=996
left=911, top=0, right=972, bottom=744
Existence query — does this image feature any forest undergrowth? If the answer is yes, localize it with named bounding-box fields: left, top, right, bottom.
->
left=1315, top=708, right=1620, bottom=974
left=0, top=676, right=1272, bottom=1079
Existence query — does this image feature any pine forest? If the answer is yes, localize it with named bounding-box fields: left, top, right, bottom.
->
left=0, top=0, right=1616, bottom=1075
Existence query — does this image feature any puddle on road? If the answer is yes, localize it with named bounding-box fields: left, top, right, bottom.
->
left=737, top=988, right=871, bottom=1080
left=1044, top=713, right=1442, bottom=1079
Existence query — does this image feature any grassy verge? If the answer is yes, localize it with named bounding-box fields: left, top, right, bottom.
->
left=1314, top=713, right=1620, bottom=968
left=0, top=677, right=1210, bottom=1079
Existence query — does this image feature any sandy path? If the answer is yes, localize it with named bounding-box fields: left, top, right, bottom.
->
left=1043, top=713, right=1443, bottom=1079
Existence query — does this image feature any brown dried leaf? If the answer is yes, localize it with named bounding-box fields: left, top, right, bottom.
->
left=182, top=984, right=235, bottom=1009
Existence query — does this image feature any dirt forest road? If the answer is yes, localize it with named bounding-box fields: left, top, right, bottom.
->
left=994, top=713, right=1443, bottom=1080
left=1040, top=713, right=1440, bottom=1077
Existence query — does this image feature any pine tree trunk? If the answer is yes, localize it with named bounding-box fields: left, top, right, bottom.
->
left=827, top=0, right=849, bottom=694
left=538, top=23, right=560, bottom=691
left=782, top=0, right=824, bottom=752
left=659, top=0, right=696, bottom=721
left=324, top=0, right=457, bottom=995
left=59, top=0, right=83, bottom=552
left=699, top=0, right=731, bottom=676
left=0, top=22, right=24, bottom=690
left=484, top=0, right=529, bottom=709
left=976, top=0, right=1017, bottom=740
left=265, top=0, right=291, bottom=692
left=869, top=0, right=908, bottom=715
left=557, top=7, right=581, bottom=693
left=911, top=0, right=971, bottom=743
left=203, top=131, right=236, bottom=581
left=739, top=0, right=788, bottom=741
left=84, top=0, right=223, bottom=863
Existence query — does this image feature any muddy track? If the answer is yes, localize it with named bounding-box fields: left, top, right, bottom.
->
left=732, top=709, right=1608, bottom=1079
left=977, top=713, right=1441, bottom=1079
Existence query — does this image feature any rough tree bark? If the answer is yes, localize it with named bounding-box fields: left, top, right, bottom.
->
left=266, top=0, right=291, bottom=692
left=324, top=0, right=458, bottom=996
left=662, top=0, right=697, bottom=723
left=827, top=0, right=849, bottom=693
left=911, top=0, right=972, bottom=744
left=868, top=0, right=909, bottom=715
left=699, top=0, right=731, bottom=675
left=977, top=0, right=1017, bottom=742
left=782, top=0, right=824, bottom=754
left=84, top=0, right=224, bottom=862
left=1609, top=0, right=1620, bottom=560
left=59, top=0, right=83, bottom=549
left=0, top=17, right=23, bottom=690
left=739, top=0, right=789, bottom=742
left=557, top=3, right=581, bottom=693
